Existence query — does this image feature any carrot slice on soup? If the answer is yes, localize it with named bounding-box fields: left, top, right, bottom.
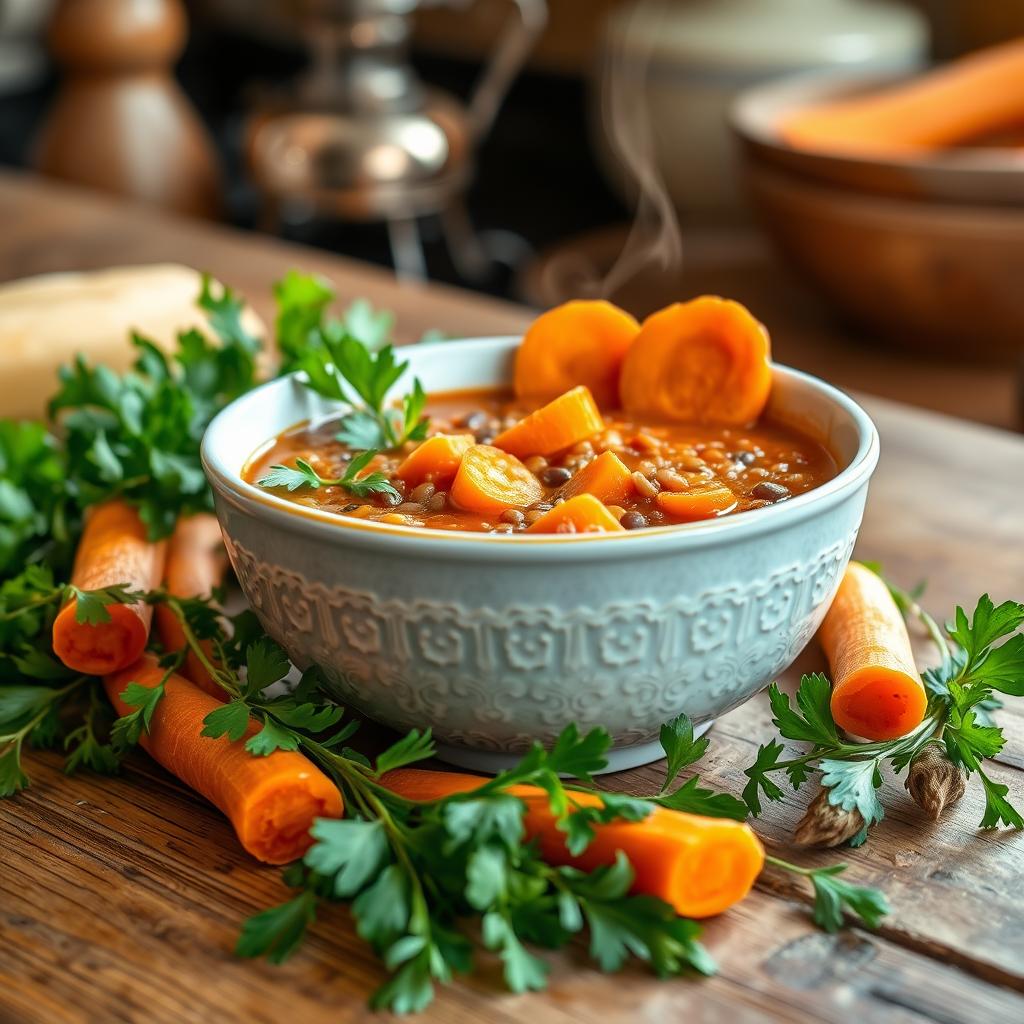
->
left=619, top=297, right=772, bottom=426
left=450, top=444, right=544, bottom=514
left=657, top=486, right=737, bottom=521
left=493, top=386, right=603, bottom=459
left=558, top=451, right=634, bottom=506
left=514, top=300, right=640, bottom=409
left=819, top=561, right=927, bottom=741
left=526, top=494, right=625, bottom=534
left=382, top=768, right=764, bottom=918
left=395, top=433, right=474, bottom=488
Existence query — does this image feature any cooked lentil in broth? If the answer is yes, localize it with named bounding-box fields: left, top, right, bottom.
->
left=246, top=389, right=838, bottom=534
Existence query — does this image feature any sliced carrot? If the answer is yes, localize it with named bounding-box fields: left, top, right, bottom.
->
left=782, top=39, right=1024, bottom=156
left=104, top=655, right=343, bottom=864
left=514, top=300, right=640, bottom=409
left=526, top=494, right=625, bottom=534
left=52, top=500, right=167, bottom=675
left=493, top=386, right=603, bottom=459
left=449, top=444, right=544, bottom=514
left=154, top=514, right=227, bottom=701
left=819, top=561, right=927, bottom=741
left=558, top=451, right=634, bottom=506
left=382, top=768, right=764, bottom=918
left=657, top=485, right=737, bottom=522
left=619, top=297, right=772, bottom=426
left=395, top=433, right=474, bottom=488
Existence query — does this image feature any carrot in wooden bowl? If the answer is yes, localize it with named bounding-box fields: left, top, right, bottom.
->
left=514, top=299, right=640, bottom=409
left=526, top=494, right=625, bottom=534
left=450, top=444, right=544, bottom=514
left=558, top=450, right=634, bottom=506
left=493, top=385, right=604, bottom=459
left=782, top=38, right=1024, bottom=156
left=395, top=433, right=474, bottom=488
left=619, top=297, right=772, bottom=427
left=382, top=768, right=764, bottom=918
left=52, top=500, right=167, bottom=675
left=657, top=485, right=738, bottom=522
left=105, top=655, right=343, bottom=864
left=154, top=513, right=227, bottom=701
left=818, top=561, right=927, bottom=741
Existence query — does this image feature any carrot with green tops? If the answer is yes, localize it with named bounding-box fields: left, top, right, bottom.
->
left=558, top=451, right=634, bottom=506
left=154, top=513, right=227, bottom=700
left=450, top=444, right=544, bottom=514
left=395, top=433, right=474, bottom=488
left=104, top=655, right=343, bottom=863
left=657, top=485, right=737, bottom=522
left=514, top=300, right=640, bottom=409
left=619, top=297, right=772, bottom=427
left=493, top=385, right=603, bottom=459
left=819, top=561, right=927, bottom=741
left=526, top=494, right=625, bottom=534
left=381, top=768, right=764, bottom=918
left=52, top=500, right=167, bottom=675
left=782, top=38, right=1024, bottom=156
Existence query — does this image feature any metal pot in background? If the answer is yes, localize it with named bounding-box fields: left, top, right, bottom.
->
left=590, top=0, right=927, bottom=220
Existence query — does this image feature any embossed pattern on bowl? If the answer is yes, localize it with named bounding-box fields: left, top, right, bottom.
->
left=202, top=337, right=879, bottom=772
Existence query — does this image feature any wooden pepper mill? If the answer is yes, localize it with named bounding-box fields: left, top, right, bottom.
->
left=34, top=0, right=222, bottom=218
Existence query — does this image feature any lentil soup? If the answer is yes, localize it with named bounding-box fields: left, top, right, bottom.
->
left=245, top=389, right=837, bottom=535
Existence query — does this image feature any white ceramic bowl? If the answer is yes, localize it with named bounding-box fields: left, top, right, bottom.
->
left=202, top=337, right=879, bottom=772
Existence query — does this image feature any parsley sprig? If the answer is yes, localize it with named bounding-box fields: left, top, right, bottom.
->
left=744, top=572, right=1024, bottom=843
left=257, top=451, right=400, bottom=502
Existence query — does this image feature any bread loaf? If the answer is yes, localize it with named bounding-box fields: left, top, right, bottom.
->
left=0, top=264, right=264, bottom=419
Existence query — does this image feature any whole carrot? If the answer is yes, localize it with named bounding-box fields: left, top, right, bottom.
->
left=381, top=768, right=764, bottom=918
left=819, top=561, right=927, bottom=741
left=52, top=500, right=166, bottom=675
left=105, top=655, right=343, bottom=864
left=155, top=513, right=227, bottom=700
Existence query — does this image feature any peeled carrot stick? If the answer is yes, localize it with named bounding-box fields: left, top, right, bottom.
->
left=382, top=768, right=764, bottom=918
left=819, top=561, right=927, bottom=741
left=105, top=655, right=343, bottom=863
left=450, top=444, right=544, bottom=514
left=559, top=451, right=634, bottom=506
left=526, top=494, right=625, bottom=534
left=657, top=485, right=737, bottom=522
left=52, top=500, right=167, bottom=675
left=782, top=39, right=1024, bottom=156
left=154, top=514, right=227, bottom=701
left=619, top=298, right=772, bottom=426
left=395, top=433, right=474, bottom=488
left=514, top=300, right=640, bottom=409
left=494, top=386, right=604, bottom=459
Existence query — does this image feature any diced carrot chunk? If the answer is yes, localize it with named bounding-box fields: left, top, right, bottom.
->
left=558, top=451, right=634, bottom=505
left=450, top=444, right=544, bottom=514
left=657, top=486, right=737, bottom=521
left=526, top=494, right=625, bottom=534
left=493, top=386, right=603, bottom=459
left=395, top=433, right=474, bottom=487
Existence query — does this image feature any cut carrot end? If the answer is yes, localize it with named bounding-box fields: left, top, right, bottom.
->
left=52, top=601, right=149, bottom=675
left=831, top=668, right=929, bottom=741
left=657, top=486, right=737, bottom=522
left=242, top=778, right=345, bottom=864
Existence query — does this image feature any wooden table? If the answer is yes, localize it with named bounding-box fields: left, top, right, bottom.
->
left=2, top=173, right=1023, bottom=1024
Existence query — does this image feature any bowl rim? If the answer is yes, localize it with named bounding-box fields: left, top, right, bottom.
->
left=731, top=66, right=1024, bottom=174
left=201, top=336, right=880, bottom=562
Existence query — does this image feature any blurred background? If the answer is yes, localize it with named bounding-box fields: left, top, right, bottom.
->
left=1, top=0, right=1022, bottom=428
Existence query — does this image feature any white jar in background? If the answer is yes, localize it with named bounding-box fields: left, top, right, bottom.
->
left=592, top=0, right=927, bottom=219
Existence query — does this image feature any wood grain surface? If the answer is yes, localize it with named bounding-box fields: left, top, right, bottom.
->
left=1, top=172, right=1022, bottom=1024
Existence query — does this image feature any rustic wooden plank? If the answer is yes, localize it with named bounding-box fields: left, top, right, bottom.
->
left=4, top=750, right=1022, bottom=1024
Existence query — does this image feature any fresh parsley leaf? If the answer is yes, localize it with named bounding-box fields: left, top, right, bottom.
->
left=769, top=675, right=840, bottom=746
left=69, top=583, right=138, bottom=625
left=201, top=699, right=251, bottom=743
left=343, top=298, right=394, bottom=351
left=949, top=596, right=1024, bottom=660
left=245, top=716, right=300, bottom=757
left=111, top=679, right=166, bottom=750
left=658, top=713, right=709, bottom=791
left=0, top=745, right=29, bottom=797
left=482, top=911, right=549, bottom=992
left=966, top=633, right=1024, bottom=696
left=236, top=890, right=318, bottom=964
left=335, top=410, right=387, bottom=450
left=655, top=776, right=749, bottom=821
left=742, top=739, right=786, bottom=815
left=352, top=864, right=411, bottom=946
left=257, top=451, right=401, bottom=502
left=808, top=864, right=890, bottom=933
left=305, top=818, right=390, bottom=897
left=257, top=459, right=322, bottom=492
left=374, top=728, right=435, bottom=777
left=977, top=768, right=1024, bottom=829
left=245, top=638, right=291, bottom=692
left=819, top=758, right=885, bottom=829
